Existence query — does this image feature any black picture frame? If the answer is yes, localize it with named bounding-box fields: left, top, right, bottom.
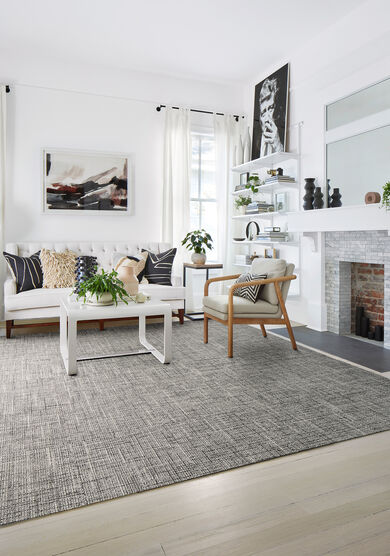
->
left=251, top=63, right=290, bottom=160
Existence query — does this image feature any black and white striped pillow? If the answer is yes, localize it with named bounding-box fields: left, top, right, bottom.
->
left=3, top=251, right=43, bottom=293
left=233, top=272, right=267, bottom=303
left=142, top=248, right=177, bottom=285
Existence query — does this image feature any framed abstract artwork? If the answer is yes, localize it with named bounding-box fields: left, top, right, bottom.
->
left=43, top=149, right=130, bottom=213
left=251, top=63, right=290, bottom=160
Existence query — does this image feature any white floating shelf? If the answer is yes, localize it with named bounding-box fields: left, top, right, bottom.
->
left=232, top=240, right=299, bottom=246
left=232, top=182, right=297, bottom=195
left=232, top=152, right=299, bottom=173
left=232, top=211, right=288, bottom=219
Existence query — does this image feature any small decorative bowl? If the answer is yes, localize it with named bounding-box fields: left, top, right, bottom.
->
left=233, top=237, right=246, bottom=241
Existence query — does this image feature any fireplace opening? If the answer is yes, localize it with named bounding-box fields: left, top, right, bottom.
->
left=351, top=262, right=384, bottom=341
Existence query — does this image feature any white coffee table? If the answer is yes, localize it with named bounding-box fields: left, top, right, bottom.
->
left=60, top=296, right=172, bottom=375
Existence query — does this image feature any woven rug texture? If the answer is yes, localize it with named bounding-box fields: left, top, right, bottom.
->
left=1, top=321, right=390, bottom=525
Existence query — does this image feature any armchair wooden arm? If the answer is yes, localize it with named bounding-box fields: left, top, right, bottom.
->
left=204, top=274, right=240, bottom=296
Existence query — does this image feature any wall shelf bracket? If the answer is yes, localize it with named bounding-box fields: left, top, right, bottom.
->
left=302, top=231, right=319, bottom=252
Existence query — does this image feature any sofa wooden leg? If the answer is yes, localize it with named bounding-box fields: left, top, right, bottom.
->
left=99, top=319, right=105, bottom=331
left=178, top=309, right=184, bottom=324
left=204, top=315, right=208, bottom=343
left=228, top=321, right=233, bottom=358
left=6, top=320, right=13, bottom=339
left=260, top=324, right=267, bottom=338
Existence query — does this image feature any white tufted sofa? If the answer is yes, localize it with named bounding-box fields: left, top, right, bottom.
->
left=4, top=241, right=185, bottom=337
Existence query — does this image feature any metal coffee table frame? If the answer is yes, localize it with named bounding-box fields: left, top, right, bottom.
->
left=60, top=297, right=172, bottom=375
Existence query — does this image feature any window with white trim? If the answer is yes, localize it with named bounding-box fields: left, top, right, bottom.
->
left=190, top=131, right=218, bottom=260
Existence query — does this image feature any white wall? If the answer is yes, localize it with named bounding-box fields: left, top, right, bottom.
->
left=2, top=55, right=244, bottom=245
left=242, top=0, right=390, bottom=330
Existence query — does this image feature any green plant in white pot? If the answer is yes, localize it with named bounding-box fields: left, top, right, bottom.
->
left=182, top=229, right=213, bottom=265
left=74, top=268, right=128, bottom=306
left=382, top=181, right=390, bottom=210
left=235, top=194, right=251, bottom=215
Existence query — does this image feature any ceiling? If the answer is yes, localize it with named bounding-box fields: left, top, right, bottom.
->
left=0, top=0, right=367, bottom=83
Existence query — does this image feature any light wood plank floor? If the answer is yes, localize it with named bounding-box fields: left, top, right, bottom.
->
left=1, top=430, right=390, bottom=556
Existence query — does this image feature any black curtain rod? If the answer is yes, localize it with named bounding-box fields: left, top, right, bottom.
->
left=156, top=104, right=242, bottom=122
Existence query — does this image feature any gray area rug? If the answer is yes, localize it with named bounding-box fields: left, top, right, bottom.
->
left=1, top=321, right=390, bottom=525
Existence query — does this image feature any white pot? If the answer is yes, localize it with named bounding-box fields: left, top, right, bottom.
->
left=237, top=205, right=246, bottom=215
left=191, top=252, right=206, bottom=265
left=86, top=291, right=114, bottom=306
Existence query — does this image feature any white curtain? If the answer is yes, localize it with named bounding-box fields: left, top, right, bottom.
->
left=0, top=86, right=6, bottom=321
left=162, top=107, right=191, bottom=278
left=214, top=114, right=244, bottom=275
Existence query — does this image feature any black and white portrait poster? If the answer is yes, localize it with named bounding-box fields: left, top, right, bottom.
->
left=251, top=64, right=289, bottom=159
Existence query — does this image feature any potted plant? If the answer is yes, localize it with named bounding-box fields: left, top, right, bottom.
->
left=382, top=181, right=390, bottom=210
left=245, top=175, right=264, bottom=194
left=182, top=229, right=213, bottom=265
left=234, top=194, right=251, bottom=215
left=74, top=268, right=129, bottom=306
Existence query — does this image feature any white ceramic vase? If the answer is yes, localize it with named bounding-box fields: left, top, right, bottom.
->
left=86, top=291, right=114, bottom=306
left=243, top=127, right=251, bottom=162
left=191, top=252, right=206, bottom=265
left=238, top=136, right=244, bottom=165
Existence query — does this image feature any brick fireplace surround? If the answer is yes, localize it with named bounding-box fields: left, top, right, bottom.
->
left=325, top=230, right=390, bottom=349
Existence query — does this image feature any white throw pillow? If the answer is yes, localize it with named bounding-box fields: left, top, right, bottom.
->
left=251, top=258, right=287, bottom=305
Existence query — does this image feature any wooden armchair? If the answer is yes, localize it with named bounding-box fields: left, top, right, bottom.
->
left=203, top=261, right=297, bottom=358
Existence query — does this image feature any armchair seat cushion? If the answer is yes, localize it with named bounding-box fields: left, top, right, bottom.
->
left=203, top=294, right=279, bottom=321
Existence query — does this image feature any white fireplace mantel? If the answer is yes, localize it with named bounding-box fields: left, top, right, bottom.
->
left=288, top=204, right=390, bottom=233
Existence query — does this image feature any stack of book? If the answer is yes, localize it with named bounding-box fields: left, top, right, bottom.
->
left=264, top=174, right=295, bottom=184
left=256, top=227, right=289, bottom=242
left=235, top=254, right=252, bottom=265
left=245, top=202, right=275, bottom=214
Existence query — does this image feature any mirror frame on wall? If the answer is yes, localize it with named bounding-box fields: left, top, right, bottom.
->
left=324, top=75, right=390, bottom=208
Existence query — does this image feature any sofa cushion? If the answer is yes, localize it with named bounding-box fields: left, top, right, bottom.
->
left=203, top=294, right=279, bottom=316
left=5, top=284, right=185, bottom=312
left=3, top=251, right=43, bottom=293
left=5, top=287, right=73, bottom=311
left=142, top=248, right=176, bottom=286
left=40, top=249, right=77, bottom=288
left=233, top=273, right=267, bottom=303
left=251, top=258, right=287, bottom=305
left=113, top=252, right=148, bottom=282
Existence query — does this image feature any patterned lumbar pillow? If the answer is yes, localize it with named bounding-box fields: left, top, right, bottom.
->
left=142, top=248, right=177, bottom=285
left=40, top=248, right=77, bottom=288
left=3, top=251, right=43, bottom=293
left=114, top=252, right=148, bottom=282
left=233, top=272, right=267, bottom=303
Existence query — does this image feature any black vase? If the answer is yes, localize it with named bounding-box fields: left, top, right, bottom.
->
left=327, top=179, right=331, bottom=208
left=330, top=187, right=342, bottom=208
left=75, top=256, right=97, bottom=293
left=313, top=187, right=324, bottom=209
left=303, top=178, right=315, bottom=210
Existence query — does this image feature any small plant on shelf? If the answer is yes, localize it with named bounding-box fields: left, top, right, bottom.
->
left=234, top=194, right=251, bottom=214
left=245, top=175, right=264, bottom=194
left=182, top=229, right=213, bottom=265
left=74, top=268, right=129, bottom=306
left=382, top=181, right=390, bottom=210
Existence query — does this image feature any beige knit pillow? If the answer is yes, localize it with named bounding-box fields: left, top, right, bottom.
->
left=40, top=248, right=77, bottom=288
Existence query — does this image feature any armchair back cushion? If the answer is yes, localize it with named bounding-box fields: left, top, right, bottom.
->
left=251, top=258, right=287, bottom=305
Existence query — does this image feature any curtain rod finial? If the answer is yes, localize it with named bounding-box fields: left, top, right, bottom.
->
left=156, top=105, right=161, bottom=112
left=5, top=85, right=10, bottom=93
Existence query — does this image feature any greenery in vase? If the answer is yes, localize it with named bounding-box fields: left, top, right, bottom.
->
left=234, top=194, right=252, bottom=209
left=245, top=175, right=264, bottom=194
left=182, top=229, right=213, bottom=255
left=382, top=181, right=390, bottom=209
left=74, top=268, right=128, bottom=305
